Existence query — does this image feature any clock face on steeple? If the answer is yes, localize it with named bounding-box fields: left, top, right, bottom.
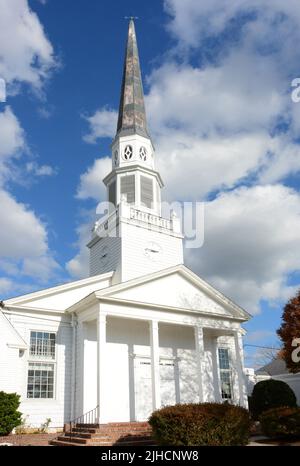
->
left=144, top=241, right=163, bottom=261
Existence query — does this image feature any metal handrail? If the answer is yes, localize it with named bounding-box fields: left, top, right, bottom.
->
left=67, top=405, right=99, bottom=441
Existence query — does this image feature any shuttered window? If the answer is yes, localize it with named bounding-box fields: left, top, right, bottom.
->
left=141, top=175, right=153, bottom=209
left=108, top=181, right=116, bottom=207
left=120, top=175, right=135, bottom=204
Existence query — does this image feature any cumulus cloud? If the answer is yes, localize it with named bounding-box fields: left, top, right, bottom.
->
left=0, top=1, right=60, bottom=294
left=83, top=108, right=118, bottom=144
left=66, top=221, right=91, bottom=279
left=76, top=157, right=111, bottom=201
left=186, top=185, right=300, bottom=313
left=0, top=0, right=56, bottom=92
left=0, top=106, right=25, bottom=160
left=0, top=189, right=60, bottom=284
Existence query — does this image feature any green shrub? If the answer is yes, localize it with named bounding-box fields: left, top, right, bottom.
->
left=250, top=379, right=297, bottom=420
left=260, top=406, right=300, bottom=439
left=0, top=392, right=22, bottom=436
left=148, top=403, right=250, bottom=446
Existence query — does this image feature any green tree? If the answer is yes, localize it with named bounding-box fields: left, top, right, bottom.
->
left=0, top=392, right=22, bottom=436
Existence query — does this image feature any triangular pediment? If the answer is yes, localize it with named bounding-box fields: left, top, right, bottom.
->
left=4, top=271, right=113, bottom=312
left=97, top=265, right=250, bottom=321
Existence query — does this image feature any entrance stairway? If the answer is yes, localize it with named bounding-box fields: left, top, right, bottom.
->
left=49, top=421, right=155, bottom=446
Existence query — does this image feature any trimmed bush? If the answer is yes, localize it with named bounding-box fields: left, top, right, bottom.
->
left=260, top=406, right=300, bottom=439
left=250, top=379, right=297, bottom=420
left=149, top=403, right=250, bottom=446
left=0, top=392, right=22, bottom=436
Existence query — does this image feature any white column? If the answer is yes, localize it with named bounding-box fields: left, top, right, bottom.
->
left=97, top=312, right=107, bottom=423
left=194, top=325, right=205, bottom=402
left=212, top=337, right=222, bottom=402
left=234, top=330, right=248, bottom=408
left=150, top=320, right=161, bottom=410
left=76, top=321, right=85, bottom=417
left=70, top=314, right=77, bottom=420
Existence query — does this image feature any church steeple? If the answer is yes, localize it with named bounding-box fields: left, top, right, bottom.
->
left=87, top=19, right=183, bottom=283
left=115, top=19, right=150, bottom=141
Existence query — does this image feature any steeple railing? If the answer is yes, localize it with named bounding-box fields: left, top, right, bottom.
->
left=129, top=207, right=171, bottom=230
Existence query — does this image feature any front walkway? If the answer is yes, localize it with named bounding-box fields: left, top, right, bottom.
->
left=0, top=433, right=57, bottom=446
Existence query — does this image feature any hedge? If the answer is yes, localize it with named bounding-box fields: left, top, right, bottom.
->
left=260, top=406, right=300, bottom=438
left=149, top=402, right=250, bottom=446
left=250, top=379, right=297, bottom=419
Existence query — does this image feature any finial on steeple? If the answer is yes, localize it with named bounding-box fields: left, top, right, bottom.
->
left=115, top=17, right=150, bottom=141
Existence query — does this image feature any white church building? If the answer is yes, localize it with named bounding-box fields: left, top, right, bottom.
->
left=0, top=20, right=250, bottom=430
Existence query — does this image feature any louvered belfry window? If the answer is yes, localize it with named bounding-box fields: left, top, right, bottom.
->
left=108, top=180, right=116, bottom=207
left=121, top=175, right=135, bottom=204
left=141, top=175, right=153, bottom=209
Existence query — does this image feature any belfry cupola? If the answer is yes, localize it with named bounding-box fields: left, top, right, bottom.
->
left=103, top=19, right=162, bottom=215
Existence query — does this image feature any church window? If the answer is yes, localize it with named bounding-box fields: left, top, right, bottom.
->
left=120, top=175, right=135, bottom=203
left=141, top=175, right=153, bottom=209
left=139, top=146, right=147, bottom=161
left=27, top=331, right=56, bottom=399
left=27, top=363, right=54, bottom=399
left=30, top=331, right=56, bottom=359
left=218, top=348, right=232, bottom=400
left=123, top=145, right=133, bottom=160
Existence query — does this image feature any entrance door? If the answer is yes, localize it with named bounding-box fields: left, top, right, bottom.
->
left=134, top=357, right=153, bottom=421
left=160, top=360, right=177, bottom=407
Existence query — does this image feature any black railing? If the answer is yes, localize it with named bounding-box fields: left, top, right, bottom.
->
left=67, top=405, right=99, bottom=441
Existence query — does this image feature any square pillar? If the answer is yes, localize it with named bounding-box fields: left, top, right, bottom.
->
left=97, top=313, right=107, bottom=423
left=150, top=320, right=161, bottom=410
left=234, top=330, right=248, bottom=408
left=194, top=325, right=205, bottom=402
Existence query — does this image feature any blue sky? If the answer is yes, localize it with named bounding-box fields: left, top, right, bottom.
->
left=1, top=0, right=300, bottom=368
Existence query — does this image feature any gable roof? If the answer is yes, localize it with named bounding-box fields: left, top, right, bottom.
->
left=3, top=271, right=113, bottom=312
left=67, top=264, right=251, bottom=321
left=0, top=310, right=27, bottom=349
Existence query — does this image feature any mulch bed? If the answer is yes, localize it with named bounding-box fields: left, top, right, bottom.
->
left=0, top=433, right=57, bottom=446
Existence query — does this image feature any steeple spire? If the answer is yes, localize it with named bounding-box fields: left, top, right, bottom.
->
left=115, top=19, right=150, bottom=140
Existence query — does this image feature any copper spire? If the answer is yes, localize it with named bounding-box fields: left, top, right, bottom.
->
left=115, top=19, right=150, bottom=140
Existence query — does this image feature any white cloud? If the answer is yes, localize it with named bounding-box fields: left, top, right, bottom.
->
left=0, top=106, right=25, bottom=160
left=0, top=0, right=56, bottom=92
left=26, top=161, right=56, bottom=177
left=66, top=221, right=91, bottom=279
left=76, top=157, right=111, bottom=201
left=157, top=130, right=273, bottom=201
left=185, top=184, right=300, bottom=313
left=83, top=108, right=118, bottom=144
left=0, top=189, right=60, bottom=282
left=164, top=0, right=300, bottom=49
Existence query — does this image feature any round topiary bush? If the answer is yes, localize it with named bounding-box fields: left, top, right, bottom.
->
left=148, top=403, right=250, bottom=446
left=0, top=392, right=22, bottom=436
left=260, top=406, right=300, bottom=439
left=250, top=379, right=297, bottom=420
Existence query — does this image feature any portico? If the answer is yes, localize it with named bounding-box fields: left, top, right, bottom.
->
left=69, top=265, right=249, bottom=424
